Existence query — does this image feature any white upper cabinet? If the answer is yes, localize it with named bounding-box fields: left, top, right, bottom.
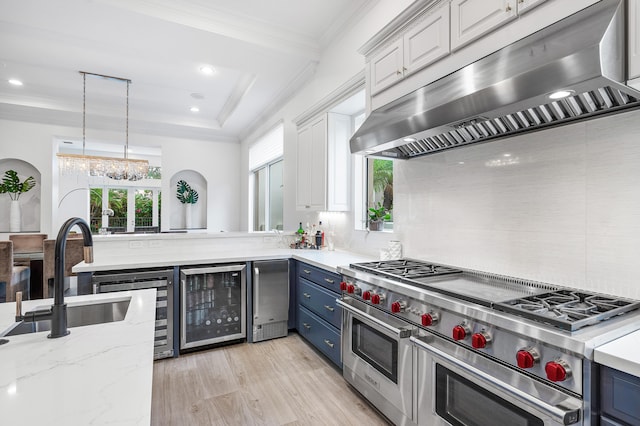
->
left=516, top=0, right=548, bottom=15
left=450, top=0, right=517, bottom=51
left=404, top=6, right=451, bottom=76
left=296, top=113, right=351, bottom=212
left=370, top=2, right=450, bottom=94
left=371, top=39, right=404, bottom=95
left=629, top=0, right=640, bottom=82
left=296, top=116, right=326, bottom=211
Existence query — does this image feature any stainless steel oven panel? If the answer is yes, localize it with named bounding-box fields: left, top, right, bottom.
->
left=338, top=297, right=416, bottom=425
left=412, top=334, right=582, bottom=426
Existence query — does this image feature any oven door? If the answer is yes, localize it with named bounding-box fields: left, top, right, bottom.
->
left=412, top=333, right=582, bottom=426
left=337, top=297, right=415, bottom=425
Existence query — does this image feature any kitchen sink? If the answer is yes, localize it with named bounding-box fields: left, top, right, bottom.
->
left=0, top=297, right=131, bottom=337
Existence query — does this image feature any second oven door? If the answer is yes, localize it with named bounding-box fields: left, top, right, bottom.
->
left=413, top=334, right=582, bottom=426
left=338, top=297, right=415, bottom=425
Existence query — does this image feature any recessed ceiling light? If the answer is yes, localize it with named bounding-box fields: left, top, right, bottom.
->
left=199, top=66, right=215, bottom=75
left=8, top=79, right=23, bottom=86
left=503, top=153, right=511, bottom=157
left=548, top=90, right=574, bottom=100
left=190, top=106, right=200, bottom=113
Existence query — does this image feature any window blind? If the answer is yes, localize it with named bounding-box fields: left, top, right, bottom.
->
left=249, top=124, right=283, bottom=171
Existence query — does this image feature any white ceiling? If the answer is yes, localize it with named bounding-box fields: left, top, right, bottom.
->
left=0, top=0, right=374, bottom=148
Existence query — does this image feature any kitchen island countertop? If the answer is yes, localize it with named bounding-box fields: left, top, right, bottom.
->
left=0, top=289, right=157, bottom=425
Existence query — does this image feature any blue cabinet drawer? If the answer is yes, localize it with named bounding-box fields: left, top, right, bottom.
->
left=298, top=277, right=342, bottom=328
left=297, top=262, right=341, bottom=294
left=297, top=306, right=341, bottom=368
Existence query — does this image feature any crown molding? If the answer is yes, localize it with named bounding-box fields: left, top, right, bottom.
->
left=293, top=71, right=365, bottom=128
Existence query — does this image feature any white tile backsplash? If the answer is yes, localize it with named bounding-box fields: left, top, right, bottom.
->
left=394, top=109, right=640, bottom=298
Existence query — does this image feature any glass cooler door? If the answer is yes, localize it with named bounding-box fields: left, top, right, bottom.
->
left=180, top=264, right=246, bottom=350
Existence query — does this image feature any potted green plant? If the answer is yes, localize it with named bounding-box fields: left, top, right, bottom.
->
left=0, top=169, right=36, bottom=232
left=368, top=202, right=390, bottom=231
left=176, top=180, right=198, bottom=229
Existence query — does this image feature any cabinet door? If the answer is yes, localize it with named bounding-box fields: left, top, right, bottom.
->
left=327, top=112, right=351, bottom=211
left=404, top=3, right=451, bottom=76
left=296, top=117, right=327, bottom=211
left=370, top=38, right=404, bottom=94
left=630, top=0, right=640, bottom=81
left=516, top=0, right=547, bottom=15
left=296, top=125, right=313, bottom=210
left=308, top=116, right=327, bottom=210
left=451, top=0, right=517, bottom=51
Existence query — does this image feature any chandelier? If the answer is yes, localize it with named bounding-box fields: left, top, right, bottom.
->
left=57, top=71, right=149, bottom=181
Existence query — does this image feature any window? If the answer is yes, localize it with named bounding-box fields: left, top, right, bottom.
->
left=90, top=186, right=161, bottom=234
left=352, top=112, right=394, bottom=231
left=249, top=124, right=284, bottom=231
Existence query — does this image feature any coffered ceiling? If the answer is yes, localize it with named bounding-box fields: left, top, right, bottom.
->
left=0, top=0, right=374, bottom=147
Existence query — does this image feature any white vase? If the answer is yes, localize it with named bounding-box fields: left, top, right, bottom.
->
left=10, top=200, right=21, bottom=232
left=185, top=203, right=193, bottom=229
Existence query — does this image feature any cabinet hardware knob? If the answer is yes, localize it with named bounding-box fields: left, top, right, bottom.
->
left=506, top=4, right=512, bottom=11
left=324, top=339, right=334, bottom=348
left=324, top=278, right=334, bottom=284
left=324, top=305, right=335, bottom=312
left=303, top=293, right=311, bottom=299
left=303, top=323, right=311, bottom=330
left=396, top=70, right=402, bottom=75
left=303, top=269, right=311, bottom=274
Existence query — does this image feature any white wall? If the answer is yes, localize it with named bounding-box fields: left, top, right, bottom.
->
left=0, top=119, right=242, bottom=237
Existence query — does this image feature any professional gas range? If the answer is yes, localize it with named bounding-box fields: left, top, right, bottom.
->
left=338, top=259, right=640, bottom=425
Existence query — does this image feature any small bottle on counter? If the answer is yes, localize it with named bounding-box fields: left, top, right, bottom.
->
left=318, top=221, right=325, bottom=247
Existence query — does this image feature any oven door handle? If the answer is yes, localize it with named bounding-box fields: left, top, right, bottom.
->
left=337, top=299, right=412, bottom=338
left=410, top=336, right=581, bottom=425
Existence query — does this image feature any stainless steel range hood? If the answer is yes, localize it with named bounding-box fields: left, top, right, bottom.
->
left=351, top=0, right=640, bottom=159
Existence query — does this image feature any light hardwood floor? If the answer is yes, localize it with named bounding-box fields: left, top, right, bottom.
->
left=151, top=333, right=391, bottom=425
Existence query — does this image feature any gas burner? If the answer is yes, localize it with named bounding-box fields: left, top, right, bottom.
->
left=496, top=289, right=640, bottom=331
left=350, top=259, right=462, bottom=281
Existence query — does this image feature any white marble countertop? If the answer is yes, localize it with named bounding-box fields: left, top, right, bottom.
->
left=74, top=247, right=375, bottom=274
left=595, top=330, right=640, bottom=377
left=0, top=289, right=157, bottom=425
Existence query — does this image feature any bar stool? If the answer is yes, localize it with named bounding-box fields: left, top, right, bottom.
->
left=9, top=234, right=47, bottom=266
left=0, top=241, right=31, bottom=302
left=43, top=237, right=84, bottom=299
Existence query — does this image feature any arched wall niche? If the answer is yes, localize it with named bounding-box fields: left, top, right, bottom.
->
left=169, top=170, right=207, bottom=230
left=0, top=158, right=41, bottom=233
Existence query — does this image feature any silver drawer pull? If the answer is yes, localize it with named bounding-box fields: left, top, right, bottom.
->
left=324, top=278, right=334, bottom=284
left=303, top=269, right=311, bottom=274
left=324, top=339, right=334, bottom=348
left=324, top=305, right=335, bottom=312
left=303, top=292, right=311, bottom=299
left=302, top=322, right=311, bottom=330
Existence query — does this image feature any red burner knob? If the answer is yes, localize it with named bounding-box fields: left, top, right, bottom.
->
left=362, top=291, right=371, bottom=301
left=471, top=333, right=489, bottom=349
left=421, top=313, right=433, bottom=326
left=545, top=361, right=570, bottom=382
left=391, top=302, right=401, bottom=313
left=452, top=325, right=468, bottom=341
left=371, top=294, right=381, bottom=304
left=339, top=281, right=347, bottom=291
left=516, top=350, right=537, bottom=369
left=346, top=284, right=355, bottom=294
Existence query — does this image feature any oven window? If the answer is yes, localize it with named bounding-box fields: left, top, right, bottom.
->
left=352, top=317, right=398, bottom=383
left=435, top=364, right=544, bottom=426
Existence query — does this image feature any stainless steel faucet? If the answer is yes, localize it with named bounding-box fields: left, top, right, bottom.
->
left=16, top=217, right=94, bottom=338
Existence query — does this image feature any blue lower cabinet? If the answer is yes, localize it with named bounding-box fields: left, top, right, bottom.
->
left=297, top=306, right=341, bottom=368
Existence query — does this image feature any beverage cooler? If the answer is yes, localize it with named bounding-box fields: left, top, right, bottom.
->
left=179, top=264, right=246, bottom=351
